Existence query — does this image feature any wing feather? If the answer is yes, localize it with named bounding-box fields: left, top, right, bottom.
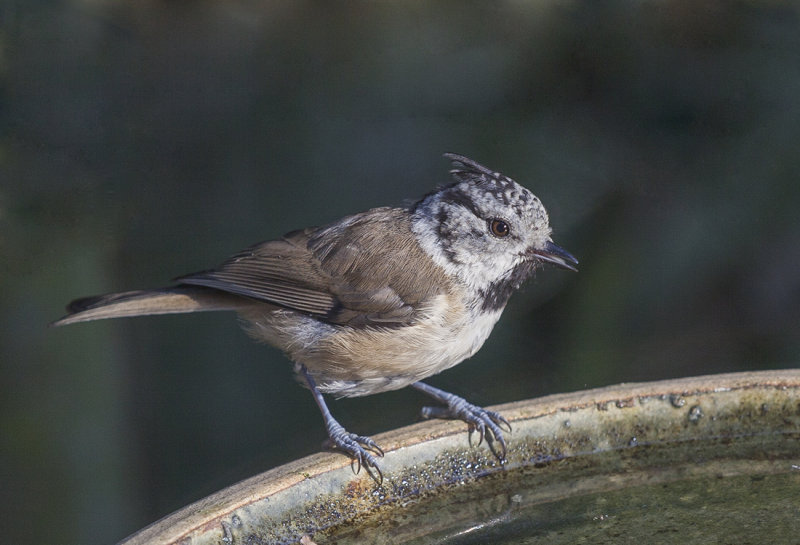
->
left=177, top=208, right=452, bottom=327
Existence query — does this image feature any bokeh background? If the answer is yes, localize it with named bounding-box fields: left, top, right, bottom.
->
left=3, top=1, right=799, bottom=543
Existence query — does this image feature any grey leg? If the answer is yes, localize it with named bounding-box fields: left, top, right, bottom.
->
left=301, top=366, right=384, bottom=484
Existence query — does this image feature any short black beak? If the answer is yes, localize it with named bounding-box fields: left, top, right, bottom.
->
left=532, top=240, right=579, bottom=272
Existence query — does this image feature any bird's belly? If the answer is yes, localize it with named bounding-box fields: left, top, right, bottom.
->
left=317, top=305, right=503, bottom=397
left=243, top=294, right=504, bottom=397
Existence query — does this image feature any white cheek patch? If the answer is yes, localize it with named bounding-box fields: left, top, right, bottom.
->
left=412, top=201, right=526, bottom=296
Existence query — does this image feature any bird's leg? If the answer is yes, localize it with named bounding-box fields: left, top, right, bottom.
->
left=411, top=381, right=511, bottom=461
left=300, top=366, right=384, bottom=484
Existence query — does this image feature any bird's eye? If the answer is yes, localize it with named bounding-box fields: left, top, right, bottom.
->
left=489, top=219, right=510, bottom=238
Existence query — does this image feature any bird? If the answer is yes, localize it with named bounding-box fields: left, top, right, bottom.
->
left=53, top=153, right=578, bottom=483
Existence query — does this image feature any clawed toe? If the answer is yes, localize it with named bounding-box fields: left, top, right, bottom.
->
left=413, top=382, right=511, bottom=464
left=350, top=451, right=383, bottom=484
left=325, top=428, right=385, bottom=485
left=355, top=434, right=385, bottom=458
left=465, top=408, right=509, bottom=460
left=423, top=401, right=510, bottom=461
left=490, top=410, right=512, bottom=433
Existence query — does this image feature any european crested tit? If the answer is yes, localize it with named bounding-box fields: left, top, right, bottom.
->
left=54, top=153, right=578, bottom=483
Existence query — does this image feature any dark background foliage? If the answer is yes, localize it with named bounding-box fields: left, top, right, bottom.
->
left=2, top=1, right=799, bottom=543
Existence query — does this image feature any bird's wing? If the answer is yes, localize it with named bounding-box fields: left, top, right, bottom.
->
left=177, top=208, right=451, bottom=327
left=176, top=227, right=338, bottom=317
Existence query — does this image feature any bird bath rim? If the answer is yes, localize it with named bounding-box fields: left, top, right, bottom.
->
left=118, top=369, right=800, bottom=545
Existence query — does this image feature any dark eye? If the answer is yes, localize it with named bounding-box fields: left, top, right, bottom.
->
left=489, top=218, right=510, bottom=238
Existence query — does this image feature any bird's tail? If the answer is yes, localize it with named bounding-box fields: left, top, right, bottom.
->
left=51, top=286, right=250, bottom=327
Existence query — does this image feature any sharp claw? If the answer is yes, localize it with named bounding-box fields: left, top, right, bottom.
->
left=487, top=420, right=508, bottom=460
left=363, top=460, right=383, bottom=486
left=360, top=436, right=384, bottom=458
left=496, top=440, right=508, bottom=461
left=490, top=428, right=508, bottom=460
left=350, top=455, right=361, bottom=475
left=494, top=414, right=512, bottom=433
left=488, top=437, right=503, bottom=460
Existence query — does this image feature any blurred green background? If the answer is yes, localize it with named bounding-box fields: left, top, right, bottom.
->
left=2, top=1, right=799, bottom=543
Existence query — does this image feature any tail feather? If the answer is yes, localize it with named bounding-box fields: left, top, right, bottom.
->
left=52, top=286, right=252, bottom=327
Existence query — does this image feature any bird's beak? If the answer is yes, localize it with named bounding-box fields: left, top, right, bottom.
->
left=532, top=240, right=579, bottom=272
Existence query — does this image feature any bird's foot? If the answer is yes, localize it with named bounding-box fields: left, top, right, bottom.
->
left=323, top=420, right=384, bottom=485
left=420, top=393, right=511, bottom=462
